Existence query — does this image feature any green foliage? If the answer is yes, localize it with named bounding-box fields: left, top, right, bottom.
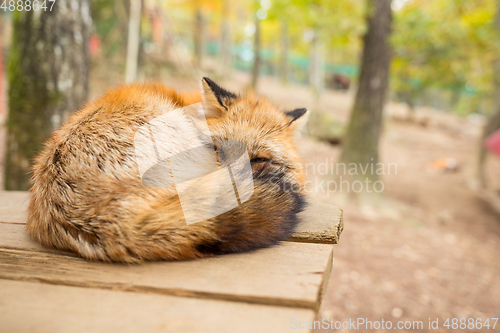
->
left=87, top=0, right=497, bottom=116
left=91, top=0, right=129, bottom=56
left=265, top=0, right=365, bottom=63
left=391, top=0, right=497, bottom=115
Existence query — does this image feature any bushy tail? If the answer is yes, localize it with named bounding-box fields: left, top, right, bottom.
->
left=27, top=166, right=305, bottom=263
left=195, top=166, right=306, bottom=255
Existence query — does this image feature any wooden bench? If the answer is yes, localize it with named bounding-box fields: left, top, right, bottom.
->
left=0, top=191, right=343, bottom=333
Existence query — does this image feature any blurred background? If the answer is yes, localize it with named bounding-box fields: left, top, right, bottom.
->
left=0, top=0, right=499, bottom=332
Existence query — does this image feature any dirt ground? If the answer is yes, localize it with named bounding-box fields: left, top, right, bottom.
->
left=255, top=76, right=500, bottom=333
left=1, top=62, right=499, bottom=332
left=217, top=73, right=500, bottom=332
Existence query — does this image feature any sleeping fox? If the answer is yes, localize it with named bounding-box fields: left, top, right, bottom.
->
left=26, top=78, right=309, bottom=263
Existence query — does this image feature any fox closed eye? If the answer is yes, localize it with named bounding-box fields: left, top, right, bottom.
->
left=251, top=157, right=270, bottom=164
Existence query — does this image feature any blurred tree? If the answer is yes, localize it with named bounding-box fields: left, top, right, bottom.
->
left=220, top=0, right=232, bottom=76
left=251, top=15, right=261, bottom=90
left=339, top=0, right=393, bottom=191
left=474, top=0, right=500, bottom=189
left=0, top=17, right=4, bottom=120
left=194, top=5, right=205, bottom=69
left=392, top=1, right=468, bottom=109
left=126, top=0, right=142, bottom=82
left=265, top=0, right=364, bottom=88
left=309, top=29, right=324, bottom=99
left=279, top=20, right=289, bottom=85
left=5, top=2, right=91, bottom=190
left=391, top=0, right=496, bottom=114
left=91, top=0, right=129, bottom=56
left=304, top=1, right=325, bottom=98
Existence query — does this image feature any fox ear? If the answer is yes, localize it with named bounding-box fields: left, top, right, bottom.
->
left=286, top=108, right=309, bottom=134
left=201, top=77, right=237, bottom=118
left=286, top=108, right=308, bottom=123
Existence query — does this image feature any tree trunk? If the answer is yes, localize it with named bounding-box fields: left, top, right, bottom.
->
left=250, top=16, right=261, bottom=91
left=0, top=20, right=4, bottom=120
left=473, top=66, right=500, bottom=188
left=220, top=0, right=232, bottom=77
left=280, top=20, right=289, bottom=85
left=194, top=7, right=205, bottom=69
left=473, top=1, right=500, bottom=189
left=4, top=1, right=91, bottom=190
left=0, top=18, right=5, bottom=190
left=125, top=0, right=142, bottom=83
left=309, top=30, right=324, bottom=100
left=339, top=0, right=392, bottom=187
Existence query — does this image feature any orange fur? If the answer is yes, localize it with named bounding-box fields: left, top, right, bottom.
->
left=27, top=79, right=308, bottom=263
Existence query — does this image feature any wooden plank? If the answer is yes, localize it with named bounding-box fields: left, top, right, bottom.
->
left=0, top=191, right=28, bottom=207
left=0, top=208, right=343, bottom=251
left=0, top=279, right=316, bottom=333
left=295, top=201, right=343, bottom=244
left=0, top=223, right=46, bottom=251
left=0, top=191, right=343, bottom=244
left=0, top=207, right=26, bottom=224
left=0, top=224, right=332, bottom=309
left=0, top=191, right=28, bottom=224
left=0, top=245, right=332, bottom=309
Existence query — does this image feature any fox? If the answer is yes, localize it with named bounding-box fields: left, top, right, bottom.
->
left=26, top=77, right=309, bottom=263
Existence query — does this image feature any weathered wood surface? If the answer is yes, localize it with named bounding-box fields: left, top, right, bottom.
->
left=295, top=202, right=343, bottom=244
left=0, top=191, right=343, bottom=243
left=0, top=225, right=332, bottom=309
left=0, top=279, right=315, bottom=333
left=0, top=191, right=343, bottom=333
left=0, top=191, right=27, bottom=223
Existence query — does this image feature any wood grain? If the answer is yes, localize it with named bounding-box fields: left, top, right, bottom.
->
left=0, top=191, right=28, bottom=207
left=0, top=191, right=28, bottom=224
left=0, top=279, right=315, bottom=333
left=0, top=223, right=45, bottom=251
left=0, top=191, right=339, bottom=332
left=294, top=201, right=343, bottom=244
left=0, top=191, right=343, bottom=244
left=0, top=223, right=332, bottom=309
